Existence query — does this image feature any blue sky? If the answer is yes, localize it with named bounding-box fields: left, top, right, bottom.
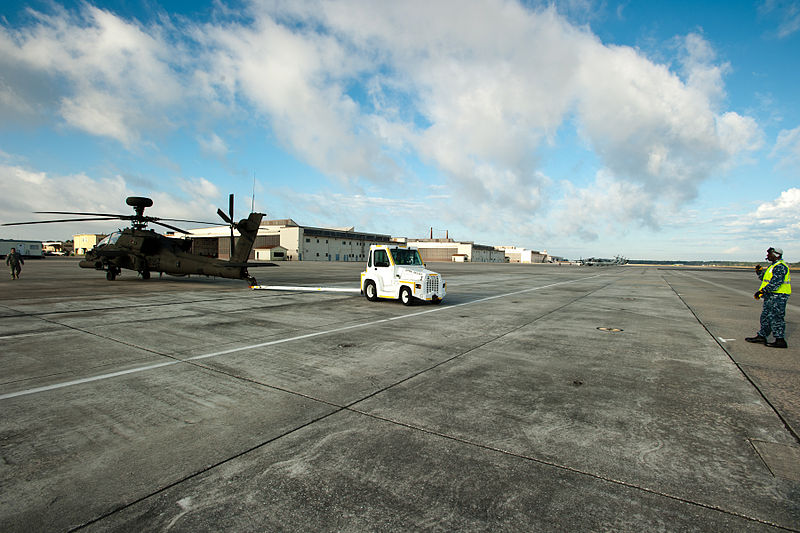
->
left=1, top=0, right=798, bottom=260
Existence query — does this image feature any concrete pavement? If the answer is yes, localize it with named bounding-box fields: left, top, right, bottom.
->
left=0, top=259, right=798, bottom=531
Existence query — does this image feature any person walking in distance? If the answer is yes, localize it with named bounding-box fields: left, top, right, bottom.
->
left=5, top=247, right=24, bottom=280
left=746, top=247, right=791, bottom=348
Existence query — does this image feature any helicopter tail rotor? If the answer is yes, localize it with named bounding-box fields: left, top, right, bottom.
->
left=216, top=193, right=236, bottom=256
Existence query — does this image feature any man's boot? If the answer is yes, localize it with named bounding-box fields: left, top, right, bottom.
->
left=745, top=335, right=767, bottom=344
left=766, top=338, right=788, bottom=348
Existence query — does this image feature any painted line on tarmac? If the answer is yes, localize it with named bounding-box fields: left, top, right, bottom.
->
left=670, top=271, right=800, bottom=313
left=0, top=273, right=605, bottom=401
left=0, top=331, right=54, bottom=340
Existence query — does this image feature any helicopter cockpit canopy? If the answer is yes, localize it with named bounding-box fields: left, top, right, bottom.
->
left=97, top=231, right=122, bottom=248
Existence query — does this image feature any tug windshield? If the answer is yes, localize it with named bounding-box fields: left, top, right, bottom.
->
left=390, top=248, right=423, bottom=266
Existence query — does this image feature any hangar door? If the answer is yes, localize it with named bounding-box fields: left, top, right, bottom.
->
left=419, top=247, right=458, bottom=262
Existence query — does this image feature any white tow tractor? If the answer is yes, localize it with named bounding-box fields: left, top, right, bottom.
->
left=361, top=244, right=446, bottom=305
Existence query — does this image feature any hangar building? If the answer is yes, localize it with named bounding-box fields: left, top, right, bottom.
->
left=182, top=219, right=391, bottom=262
left=401, top=238, right=506, bottom=263
left=496, top=246, right=551, bottom=263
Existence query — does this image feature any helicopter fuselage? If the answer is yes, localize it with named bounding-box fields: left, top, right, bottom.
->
left=3, top=195, right=270, bottom=285
left=79, top=228, right=254, bottom=282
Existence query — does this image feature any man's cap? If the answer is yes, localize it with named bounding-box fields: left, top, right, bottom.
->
left=768, top=247, right=784, bottom=256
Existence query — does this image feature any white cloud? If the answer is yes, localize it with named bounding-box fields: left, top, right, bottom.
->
left=272, top=188, right=441, bottom=238
left=574, top=34, right=761, bottom=206
left=716, top=112, right=763, bottom=156
left=0, top=1, right=764, bottom=244
left=550, top=170, right=661, bottom=241
left=754, top=188, right=800, bottom=226
left=193, top=10, right=394, bottom=184
left=759, top=0, right=800, bottom=38
left=771, top=125, right=800, bottom=171
left=720, top=188, right=800, bottom=251
left=679, top=32, right=729, bottom=105
left=0, top=162, right=225, bottom=240
left=198, top=133, right=230, bottom=159
left=0, top=5, right=183, bottom=146
left=178, top=177, right=220, bottom=200
left=275, top=2, right=759, bottom=230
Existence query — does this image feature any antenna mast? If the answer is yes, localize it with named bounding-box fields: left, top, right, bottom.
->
left=251, top=172, right=256, bottom=213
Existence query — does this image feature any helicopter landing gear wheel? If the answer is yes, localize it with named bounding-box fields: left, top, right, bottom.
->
left=106, top=268, right=117, bottom=281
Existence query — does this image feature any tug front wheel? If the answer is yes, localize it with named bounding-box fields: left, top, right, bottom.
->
left=400, top=286, right=413, bottom=306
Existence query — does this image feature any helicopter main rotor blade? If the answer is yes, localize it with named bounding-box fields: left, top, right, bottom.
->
left=2, top=217, right=123, bottom=226
left=154, top=217, right=220, bottom=225
left=151, top=220, right=191, bottom=234
left=35, top=210, right=130, bottom=218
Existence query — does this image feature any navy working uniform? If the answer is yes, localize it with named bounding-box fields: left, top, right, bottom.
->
left=746, top=246, right=791, bottom=348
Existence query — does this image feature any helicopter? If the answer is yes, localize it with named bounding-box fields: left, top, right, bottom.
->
left=2, top=194, right=275, bottom=285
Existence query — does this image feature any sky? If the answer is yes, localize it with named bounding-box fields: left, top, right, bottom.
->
left=1, top=0, right=798, bottom=261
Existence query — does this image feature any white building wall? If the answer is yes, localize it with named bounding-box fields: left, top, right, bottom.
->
left=498, top=246, right=548, bottom=263
left=279, top=226, right=302, bottom=260
left=185, top=222, right=387, bottom=262
left=297, top=231, right=385, bottom=262
left=407, top=240, right=505, bottom=262
left=73, top=234, right=105, bottom=255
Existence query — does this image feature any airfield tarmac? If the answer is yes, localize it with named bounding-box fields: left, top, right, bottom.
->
left=1, top=258, right=798, bottom=532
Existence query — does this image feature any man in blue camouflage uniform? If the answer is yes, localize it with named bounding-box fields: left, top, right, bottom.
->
left=746, top=246, right=791, bottom=349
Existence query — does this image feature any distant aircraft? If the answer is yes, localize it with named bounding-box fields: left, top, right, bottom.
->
left=579, top=255, right=627, bottom=266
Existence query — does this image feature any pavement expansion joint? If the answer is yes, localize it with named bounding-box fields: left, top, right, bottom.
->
left=663, top=274, right=800, bottom=445
left=348, top=408, right=797, bottom=532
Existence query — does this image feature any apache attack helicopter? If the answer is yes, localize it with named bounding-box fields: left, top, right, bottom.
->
left=2, top=194, right=274, bottom=285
